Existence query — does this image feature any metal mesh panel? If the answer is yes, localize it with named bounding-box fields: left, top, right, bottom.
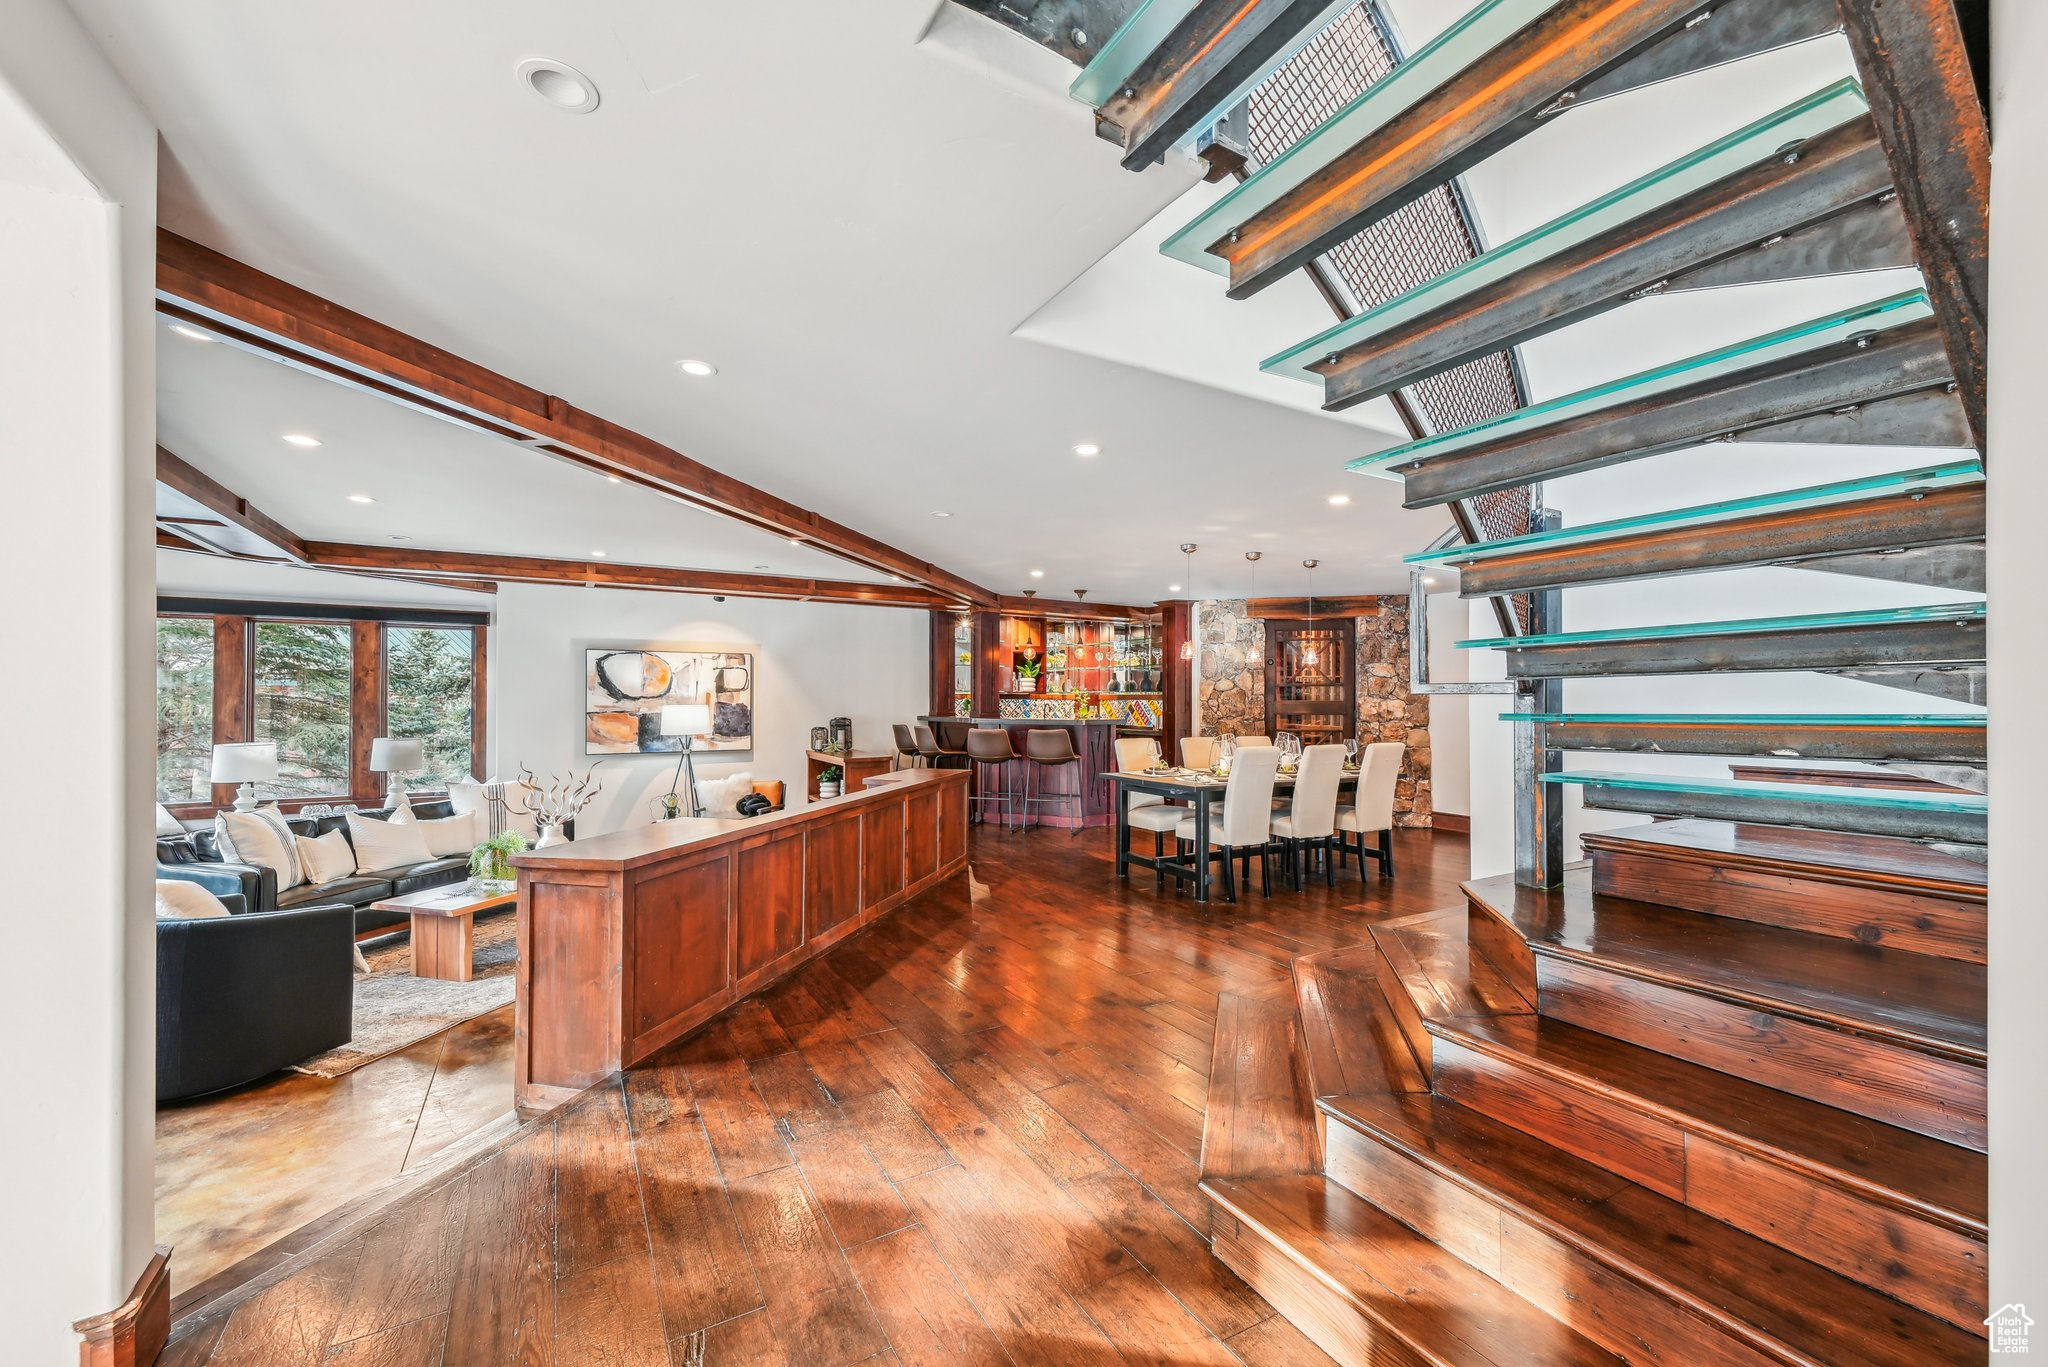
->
left=1243, top=1, right=1530, bottom=546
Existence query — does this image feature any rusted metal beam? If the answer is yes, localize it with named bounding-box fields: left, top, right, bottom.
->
left=1094, top=0, right=1336, bottom=170
left=1452, top=483, right=1984, bottom=596
left=1836, top=0, right=1990, bottom=452
left=1397, top=319, right=1961, bottom=508
left=1313, top=117, right=1897, bottom=408
left=951, top=0, right=1145, bottom=66
left=1496, top=614, right=1984, bottom=680
left=1534, top=717, right=1985, bottom=764
left=1571, top=778, right=1985, bottom=844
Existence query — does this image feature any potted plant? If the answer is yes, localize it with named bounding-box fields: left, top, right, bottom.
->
left=468, top=830, right=530, bottom=892
left=818, top=765, right=843, bottom=798
left=1015, top=656, right=1042, bottom=692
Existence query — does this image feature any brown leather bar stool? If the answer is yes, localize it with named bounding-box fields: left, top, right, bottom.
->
left=914, top=723, right=969, bottom=770
left=891, top=723, right=922, bottom=770
left=1020, top=727, right=1084, bottom=837
left=964, top=728, right=1020, bottom=831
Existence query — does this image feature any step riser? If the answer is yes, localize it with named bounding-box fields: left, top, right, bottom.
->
left=1535, top=954, right=1987, bottom=1150
left=1429, top=1033, right=1989, bottom=1331
left=1369, top=929, right=1439, bottom=1080
left=1322, top=1123, right=1780, bottom=1367
left=1590, top=847, right=1985, bottom=963
left=1209, top=1206, right=1439, bottom=1367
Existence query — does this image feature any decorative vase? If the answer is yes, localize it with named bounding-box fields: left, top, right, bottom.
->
left=819, top=781, right=841, bottom=799
left=535, top=822, right=567, bottom=849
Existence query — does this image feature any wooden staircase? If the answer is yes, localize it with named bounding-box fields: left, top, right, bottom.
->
left=1015, top=0, right=1993, bottom=1359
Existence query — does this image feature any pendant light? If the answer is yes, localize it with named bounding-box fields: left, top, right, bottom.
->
left=1179, top=544, right=1197, bottom=661
left=1245, top=552, right=1262, bottom=664
left=1299, top=559, right=1321, bottom=668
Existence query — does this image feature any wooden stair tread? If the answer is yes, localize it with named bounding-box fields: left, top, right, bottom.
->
left=1467, top=870, right=1986, bottom=1063
left=1293, top=945, right=1427, bottom=1100
left=1434, top=1012, right=1987, bottom=1234
left=1204, top=1173, right=1628, bottom=1367
left=1369, top=909, right=1532, bottom=1027
left=1200, top=987, right=1320, bottom=1182
left=1321, top=1091, right=1985, bottom=1367
left=1579, top=819, right=1986, bottom=898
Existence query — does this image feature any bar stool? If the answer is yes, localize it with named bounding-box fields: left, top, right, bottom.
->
left=915, top=724, right=969, bottom=770
left=1021, top=728, right=1084, bottom=836
left=891, top=723, right=922, bottom=770
left=965, top=728, right=1020, bottom=831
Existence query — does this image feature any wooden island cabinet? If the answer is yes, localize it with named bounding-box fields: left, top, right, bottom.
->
left=510, top=767, right=969, bottom=1108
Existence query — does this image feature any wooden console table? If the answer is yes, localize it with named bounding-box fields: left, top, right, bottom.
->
left=510, top=767, right=969, bottom=1109
left=806, top=748, right=892, bottom=798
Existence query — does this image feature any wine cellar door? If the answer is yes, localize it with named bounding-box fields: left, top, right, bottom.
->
left=1263, top=618, right=1355, bottom=746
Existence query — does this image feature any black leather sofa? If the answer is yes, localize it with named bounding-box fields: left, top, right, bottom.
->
left=156, top=893, right=355, bottom=1101
left=156, top=800, right=473, bottom=935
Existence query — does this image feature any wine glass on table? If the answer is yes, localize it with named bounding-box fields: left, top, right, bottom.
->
left=1344, top=738, right=1360, bottom=768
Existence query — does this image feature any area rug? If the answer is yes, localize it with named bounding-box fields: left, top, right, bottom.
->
left=290, top=910, right=518, bottom=1078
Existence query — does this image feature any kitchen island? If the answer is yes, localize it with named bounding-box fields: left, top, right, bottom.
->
left=918, top=715, right=1150, bottom=830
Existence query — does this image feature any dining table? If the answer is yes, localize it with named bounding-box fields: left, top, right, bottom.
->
left=1104, top=764, right=1361, bottom=903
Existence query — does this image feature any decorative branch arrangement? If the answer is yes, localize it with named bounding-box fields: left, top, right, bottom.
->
left=513, top=763, right=604, bottom=830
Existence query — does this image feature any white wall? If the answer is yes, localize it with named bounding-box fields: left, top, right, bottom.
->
left=1989, top=0, right=2046, bottom=1311
left=489, top=583, right=931, bottom=835
left=1423, top=588, right=1470, bottom=819
left=0, top=0, right=156, bottom=1354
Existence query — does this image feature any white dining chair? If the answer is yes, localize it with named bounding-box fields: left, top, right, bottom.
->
left=1233, top=734, right=1272, bottom=749
left=1180, top=735, right=1221, bottom=770
left=1336, top=742, right=1404, bottom=879
left=1173, top=746, right=1279, bottom=902
left=1269, top=744, right=1345, bottom=890
left=1116, top=736, right=1184, bottom=891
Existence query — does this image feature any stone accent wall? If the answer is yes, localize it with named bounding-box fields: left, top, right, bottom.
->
left=1195, top=597, right=1431, bottom=826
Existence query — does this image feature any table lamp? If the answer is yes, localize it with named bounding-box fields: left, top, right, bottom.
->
left=369, top=737, right=426, bottom=807
left=660, top=703, right=713, bottom=818
left=210, top=742, right=279, bottom=812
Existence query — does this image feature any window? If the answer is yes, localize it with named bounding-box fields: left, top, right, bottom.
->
left=156, top=618, right=215, bottom=803
left=387, top=626, right=475, bottom=789
left=252, top=621, right=353, bottom=798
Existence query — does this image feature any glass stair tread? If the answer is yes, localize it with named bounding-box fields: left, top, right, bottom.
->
left=1266, top=79, right=1869, bottom=382
left=1461, top=601, right=1986, bottom=651
left=1509, top=713, right=1984, bottom=727
left=1068, top=0, right=1202, bottom=107
left=1160, top=0, right=1568, bottom=274
left=1542, top=770, right=1987, bottom=816
left=1410, top=461, right=1980, bottom=566
left=1350, top=289, right=1936, bottom=480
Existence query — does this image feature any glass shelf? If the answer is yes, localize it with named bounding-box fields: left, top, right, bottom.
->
left=1507, top=712, right=1985, bottom=726
left=1541, top=769, right=1987, bottom=816
left=1460, top=601, right=1987, bottom=651
left=1349, top=288, right=1937, bottom=479
left=1160, top=0, right=1568, bottom=273
left=1264, top=80, right=1868, bottom=381
left=1068, top=0, right=1202, bottom=107
left=1409, top=459, right=1981, bottom=566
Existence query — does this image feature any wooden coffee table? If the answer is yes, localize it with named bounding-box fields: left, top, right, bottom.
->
left=369, top=885, right=516, bottom=982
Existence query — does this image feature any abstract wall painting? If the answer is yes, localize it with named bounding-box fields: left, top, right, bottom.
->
left=584, top=647, right=754, bottom=755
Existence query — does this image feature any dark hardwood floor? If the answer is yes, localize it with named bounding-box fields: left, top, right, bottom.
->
left=160, top=822, right=1471, bottom=1365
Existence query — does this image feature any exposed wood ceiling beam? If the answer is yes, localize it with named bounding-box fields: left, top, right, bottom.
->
left=304, top=542, right=956, bottom=609
left=995, top=594, right=1159, bottom=621
left=1835, top=0, right=1990, bottom=453
left=1245, top=596, right=1386, bottom=619
left=156, top=445, right=307, bottom=561
left=155, top=230, right=995, bottom=606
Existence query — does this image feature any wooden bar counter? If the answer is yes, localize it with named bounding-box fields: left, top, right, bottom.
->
left=510, top=767, right=969, bottom=1108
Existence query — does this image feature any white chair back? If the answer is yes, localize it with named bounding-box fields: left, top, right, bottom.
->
left=1181, top=735, right=1220, bottom=769
left=1233, top=734, right=1272, bottom=749
left=1286, top=744, right=1346, bottom=840
left=1115, top=737, right=1165, bottom=810
left=1353, top=742, right=1404, bottom=833
left=1218, top=746, right=1280, bottom=847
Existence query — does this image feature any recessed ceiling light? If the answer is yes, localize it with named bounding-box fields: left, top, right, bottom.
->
left=1328, top=493, right=1352, bottom=506
left=1030, top=569, right=1045, bottom=578
left=516, top=57, right=600, bottom=114
left=282, top=433, right=322, bottom=448
left=347, top=494, right=375, bottom=504
left=788, top=537, right=804, bottom=546
left=591, top=550, right=607, bottom=558
left=676, top=359, right=717, bottom=377
left=169, top=323, right=213, bottom=342
left=931, top=510, right=953, bottom=518
left=607, top=474, right=622, bottom=484
left=889, top=575, right=904, bottom=583
left=1073, top=443, right=1102, bottom=457
left=1168, top=584, right=1182, bottom=592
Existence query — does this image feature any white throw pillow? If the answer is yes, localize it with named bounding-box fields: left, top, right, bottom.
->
left=295, top=830, right=357, bottom=886
left=694, top=771, right=755, bottom=818
left=414, top=811, right=478, bottom=859
left=386, top=794, right=418, bottom=824
left=155, top=803, right=185, bottom=837
left=346, top=812, right=433, bottom=873
left=155, top=879, right=230, bottom=919
left=217, top=807, right=305, bottom=890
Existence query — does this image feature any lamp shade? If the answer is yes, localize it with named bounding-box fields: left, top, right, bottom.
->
left=210, top=742, right=278, bottom=784
left=659, top=704, right=713, bottom=737
left=369, top=737, right=426, bottom=773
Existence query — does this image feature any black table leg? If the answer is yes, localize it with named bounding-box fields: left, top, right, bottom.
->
left=1194, top=789, right=1212, bottom=904
left=1114, top=781, right=1130, bottom=880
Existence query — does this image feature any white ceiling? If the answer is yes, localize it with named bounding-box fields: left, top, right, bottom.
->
left=79, top=0, right=1449, bottom=604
